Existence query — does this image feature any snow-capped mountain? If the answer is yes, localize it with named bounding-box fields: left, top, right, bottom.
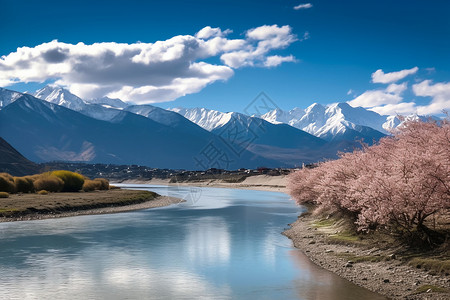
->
left=34, top=85, right=87, bottom=111
left=0, top=87, right=24, bottom=108
left=170, top=107, right=234, bottom=131
left=88, top=96, right=129, bottom=109
left=259, top=102, right=391, bottom=141
left=171, top=104, right=386, bottom=143
left=32, top=85, right=125, bottom=121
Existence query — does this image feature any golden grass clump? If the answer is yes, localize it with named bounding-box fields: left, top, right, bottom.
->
left=51, top=170, right=85, bottom=192
left=0, top=173, right=15, bottom=193
left=34, top=173, right=64, bottom=192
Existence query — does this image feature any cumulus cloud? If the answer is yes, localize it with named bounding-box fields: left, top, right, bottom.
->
left=348, top=83, right=407, bottom=108
left=220, top=25, right=297, bottom=68
left=348, top=72, right=450, bottom=116
left=371, top=67, right=418, bottom=84
left=0, top=25, right=297, bottom=103
left=413, top=80, right=450, bottom=115
left=294, top=3, right=313, bottom=10
left=370, top=102, right=417, bottom=115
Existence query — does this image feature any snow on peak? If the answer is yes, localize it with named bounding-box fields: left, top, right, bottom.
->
left=0, top=87, right=24, bottom=108
left=87, top=96, right=128, bottom=109
left=260, top=102, right=392, bottom=140
left=34, top=85, right=86, bottom=111
left=170, top=107, right=233, bottom=131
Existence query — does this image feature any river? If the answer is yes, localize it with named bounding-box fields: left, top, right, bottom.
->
left=0, top=184, right=385, bottom=299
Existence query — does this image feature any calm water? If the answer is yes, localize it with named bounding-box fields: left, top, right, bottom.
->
left=0, top=184, right=385, bottom=299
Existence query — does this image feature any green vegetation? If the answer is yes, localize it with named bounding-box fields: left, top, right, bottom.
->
left=328, top=232, right=361, bottom=244
left=312, top=218, right=335, bottom=228
left=0, top=192, right=9, bottom=198
left=408, top=257, right=450, bottom=275
left=414, top=284, right=449, bottom=294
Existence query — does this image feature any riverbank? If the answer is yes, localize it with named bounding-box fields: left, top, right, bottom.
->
left=0, top=189, right=183, bottom=222
left=283, top=211, right=450, bottom=300
left=120, top=174, right=287, bottom=193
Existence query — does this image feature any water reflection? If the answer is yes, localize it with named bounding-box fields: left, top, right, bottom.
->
left=185, top=216, right=231, bottom=266
left=0, top=185, right=386, bottom=299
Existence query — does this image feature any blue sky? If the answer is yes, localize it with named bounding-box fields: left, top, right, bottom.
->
left=1, top=0, right=449, bottom=115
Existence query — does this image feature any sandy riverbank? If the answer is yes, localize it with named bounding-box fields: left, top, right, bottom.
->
left=0, top=189, right=183, bottom=223
left=119, top=174, right=288, bottom=193
left=283, top=212, right=450, bottom=300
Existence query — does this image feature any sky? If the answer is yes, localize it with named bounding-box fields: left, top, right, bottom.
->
left=0, top=0, right=449, bottom=115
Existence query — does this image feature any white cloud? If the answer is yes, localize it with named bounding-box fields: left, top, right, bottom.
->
left=220, top=25, right=298, bottom=68
left=369, top=102, right=417, bottom=115
left=349, top=76, right=450, bottom=116
left=413, top=80, right=450, bottom=115
left=294, top=3, right=313, bottom=10
left=348, top=83, right=406, bottom=108
left=371, top=67, right=418, bottom=84
left=264, top=55, right=297, bottom=67
left=0, top=25, right=297, bottom=103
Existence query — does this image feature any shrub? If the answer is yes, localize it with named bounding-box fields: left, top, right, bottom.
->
left=82, top=178, right=110, bottom=192
left=14, top=176, right=35, bottom=193
left=34, top=174, right=64, bottom=192
left=93, top=178, right=109, bottom=190
left=0, top=192, right=9, bottom=198
left=0, top=173, right=15, bottom=193
left=51, top=170, right=85, bottom=192
left=82, top=179, right=102, bottom=192
left=37, top=190, right=49, bottom=195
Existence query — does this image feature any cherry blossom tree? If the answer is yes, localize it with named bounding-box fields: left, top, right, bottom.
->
left=288, top=119, right=450, bottom=242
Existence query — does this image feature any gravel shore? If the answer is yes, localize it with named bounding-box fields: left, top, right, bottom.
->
left=283, top=212, right=450, bottom=300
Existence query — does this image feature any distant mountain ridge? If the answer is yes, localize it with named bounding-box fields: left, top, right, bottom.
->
left=0, top=85, right=439, bottom=169
left=0, top=93, right=281, bottom=169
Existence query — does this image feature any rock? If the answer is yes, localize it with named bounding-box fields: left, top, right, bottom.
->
left=383, top=279, right=390, bottom=283
left=347, top=260, right=354, bottom=264
left=308, top=241, right=316, bottom=245
left=345, top=263, right=353, bottom=268
left=362, top=278, right=368, bottom=281
left=426, top=289, right=432, bottom=293
left=389, top=254, right=396, bottom=260
left=325, top=249, right=334, bottom=253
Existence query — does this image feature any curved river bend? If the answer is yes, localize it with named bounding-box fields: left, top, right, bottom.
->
left=0, top=184, right=385, bottom=299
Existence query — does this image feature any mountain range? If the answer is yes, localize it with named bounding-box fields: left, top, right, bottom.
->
left=0, top=85, right=433, bottom=169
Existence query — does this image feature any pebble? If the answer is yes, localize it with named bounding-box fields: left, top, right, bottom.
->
left=308, top=241, right=316, bottom=245
left=383, top=279, right=390, bottom=283
left=325, top=249, right=334, bottom=253
left=345, top=263, right=353, bottom=268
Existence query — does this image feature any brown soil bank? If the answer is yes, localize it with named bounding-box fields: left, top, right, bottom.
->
left=283, top=211, right=450, bottom=300
left=0, top=189, right=182, bottom=222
